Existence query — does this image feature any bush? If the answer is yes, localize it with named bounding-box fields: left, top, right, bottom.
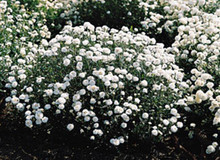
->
left=4, top=22, right=189, bottom=146
left=167, top=3, right=220, bottom=132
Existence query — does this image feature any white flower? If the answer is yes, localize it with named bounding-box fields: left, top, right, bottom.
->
left=114, top=106, right=124, bottom=114
left=121, top=113, right=130, bottom=122
left=163, top=119, right=169, bottom=126
left=26, top=87, right=33, bottom=93
left=18, top=74, right=27, bottom=80
left=126, top=73, right=133, bottom=80
left=76, top=62, right=83, bottom=70
left=25, top=110, right=31, bottom=116
left=142, top=113, right=149, bottom=119
left=36, top=77, right=43, bottom=84
left=105, top=99, right=113, bottom=105
left=45, top=89, right=53, bottom=96
left=104, top=81, right=111, bottom=86
left=75, top=56, right=82, bottom=62
left=171, top=125, right=178, bottom=133
left=99, top=92, right=105, bottom=98
left=212, top=142, right=218, bottom=148
left=127, top=96, right=133, bottom=101
left=126, top=109, right=132, bottom=115
left=103, top=48, right=111, bottom=54
left=206, top=82, right=214, bottom=89
left=190, top=123, right=196, bottom=128
left=114, top=47, right=123, bottom=54
left=42, top=117, right=49, bottom=123
left=90, top=98, right=96, bottom=104
left=82, top=40, right=89, bottom=45
left=44, top=104, right=51, bottom=110
left=63, top=58, right=71, bottom=66
left=32, top=103, right=40, bottom=110
left=196, top=90, right=207, bottom=101
left=90, top=136, right=95, bottom=140
left=67, top=124, right=74, bottom=131
left=25, top=119, right=33, bottom=128
left=213, top=133, right=218, bottom=138
left=11, top=96, right=19, bottom=104
left=58, top=104, right=65, bottom=110
left=121, top=122, right=127, bottom=128
left=84, top=116, right=91, bottom=122
left=110, top=138, right=120, bottom=146
left=213, top=116, right=220, bottom=125
left=79, top=72, right=86, bottom=78
left=82, top=109, right=89, bottom=116
left=73, top=94, right=80, bottom=101
left=20, top=48, right=26, bottom=56
left=16, top=103, right=24, bottom=111
left=206, top=145, right=216, bottom=154
left=92, top=117, right=98, bottom=122
left=18, top=59, right=26, bottom=64
left=152, top=129, right=158, bottom=136
left=69, top=71, right=77, bottom=79
left=107, top=111, right=113, bottom=116
left=134, top=98, right=140, bottom=104
left=57, top=97, right=66, bottom=104
left=35, top=119, right=42, bottom=125
left=118, top=136, right=125, bottom=144
left=201, top=73, right=212, bottom=81
left=170, top=108, right=178, bottom=116
left=143, top=88, right=148, bottom=93
left=5, top=97, right=11, bottom=102
left=35, top=111, right=43, bottom=120
left=8, top=76, right=16, bottom=83
left=79, top=89, right=86, bottom=95
left=216, top=96, right=220, bottom=102
left=11, top=81, right=18, bottom=88
left=170, top=117, right=177, bottom=123
left=73, top=104, right=82, bottom=112
left=87, top=85, right=99, bottom=92
left=177, top=122, right=183, bottom=128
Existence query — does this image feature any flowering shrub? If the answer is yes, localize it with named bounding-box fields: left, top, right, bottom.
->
left=156, top=0, right=220, bottom=153
left=138, top=0, right=220, bottom=129
left=4, top=22, right=189, bottom=145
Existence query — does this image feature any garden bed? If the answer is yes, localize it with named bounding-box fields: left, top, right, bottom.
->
left=0, top=0, right=219, bottom=159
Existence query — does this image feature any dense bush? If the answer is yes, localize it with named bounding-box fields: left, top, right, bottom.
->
left=4, top=22, right=189, bottom=146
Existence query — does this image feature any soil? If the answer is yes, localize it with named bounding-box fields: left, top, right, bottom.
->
left=0, top=128, right=188, bottom=160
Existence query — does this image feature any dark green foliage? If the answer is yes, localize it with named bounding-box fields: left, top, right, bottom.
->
left=74, top=0, right=145, bottom=30
left=19, top=0, right=40, bottom=9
